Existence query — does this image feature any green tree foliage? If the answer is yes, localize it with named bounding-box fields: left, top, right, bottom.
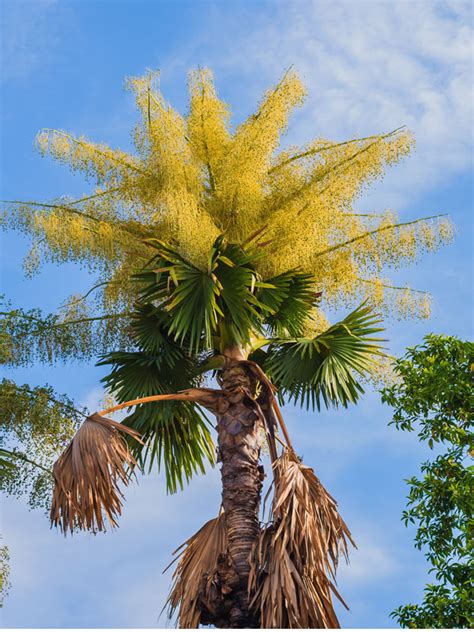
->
left=0, top=539, right=10, bottom=608
left=381, top=334, right=473, bottom=628
left=0, top=379, right=85, bottom=511
left=0, top=296, right=132, bottom=366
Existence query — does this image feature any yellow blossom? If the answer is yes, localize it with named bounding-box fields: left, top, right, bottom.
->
left=2, top=68, right=453, bottom=320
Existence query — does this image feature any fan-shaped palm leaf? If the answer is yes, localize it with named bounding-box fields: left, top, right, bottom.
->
left=99, top=306, right=215, bottom=493
left=257, top=270, right=317, bottom=337
left=135, top=237, right=272, bottom=353
left=263, top=302, right=385, bottom=409
left=135, top=240, right=222, bottom=353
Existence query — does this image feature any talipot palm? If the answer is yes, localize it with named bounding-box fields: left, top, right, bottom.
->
left=1, top=68, right=453, bottom=628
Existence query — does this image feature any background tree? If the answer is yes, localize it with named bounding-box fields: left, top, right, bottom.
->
left=0, top=538, right=10, bottom=609
left=382, top=334, right=473, bottom=629
left=1, top=68, right=453, bottom=628
left=0, top=377, right=84, bottom=511
left=0, top=376, right=84, bottom=604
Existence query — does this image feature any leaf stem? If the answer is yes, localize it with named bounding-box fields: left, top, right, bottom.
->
left=39, top=129, right=149, bottom=176
left=0, top=310, right=132, bottom=327
left=3, top=450, right=52, bottom=475
left=357, top=278, right=431, bottom=295
left=99, top=388, right=223, bottom=416
left=272, top=400, right=293, bottom=449
left=312, top=215, right=447, bottom=260
left=268, top=126, right=405, bottom=174
left=2, top=199, right=144, bottom=242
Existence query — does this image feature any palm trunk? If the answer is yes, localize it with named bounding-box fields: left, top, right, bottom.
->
left=214, top=349, right=264, bottom=628
left=98, top=371, right=267, bottom=627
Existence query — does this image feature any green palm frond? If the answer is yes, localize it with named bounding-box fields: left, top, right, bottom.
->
left=125, top=402, right=214, bottom=494
left=135, top=237, right=270, bottom=353
left=257, top=270, right=317, bottom=337
left=128, top=304, right=193, bottom=363
left=213, top=241, right=266, bottom=346
left=263, top=302, right=385, bottom=410
left=99, top=350, right=215, bottom=493
left=99, top=305, right=199, bottom=396
left=135, top=241, right=222, bottom=354
left=99, top=307, right=215, bottom=493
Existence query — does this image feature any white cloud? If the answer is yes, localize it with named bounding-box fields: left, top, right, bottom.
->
left=339, top=536, right=400, bottom=584
left=161, top=0, right=473, bottom=210
left=80, top=385, right=105, bottom=413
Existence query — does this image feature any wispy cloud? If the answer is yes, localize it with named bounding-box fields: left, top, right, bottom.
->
left=2, top=467, right=222, bottom=627
left=339, top=534, right=400, bottom=584
left=160, top=0, right=473, bottom=209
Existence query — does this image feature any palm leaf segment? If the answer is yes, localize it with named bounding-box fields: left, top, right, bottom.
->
left=99, top=305, right=215, bottom=494
left=261, top=303, right=385, bottom=410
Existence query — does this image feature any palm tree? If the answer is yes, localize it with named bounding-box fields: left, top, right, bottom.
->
left=2, top=68, right=452, bottom=628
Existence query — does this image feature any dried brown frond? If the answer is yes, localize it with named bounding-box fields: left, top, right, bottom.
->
left=165, top=512, right=229, bottom=629
left=249, top=448, right=355, bottom=628
left=50, top=413, right=142, bottom=533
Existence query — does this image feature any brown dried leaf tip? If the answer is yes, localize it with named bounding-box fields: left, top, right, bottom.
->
left=50, top=413, right=142, bottom=534
left=165, top=512, right=229, bottom=629
left=249, top=448, right=356, bottom=629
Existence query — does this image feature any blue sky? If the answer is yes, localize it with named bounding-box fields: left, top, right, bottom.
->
left=1, top=0, right=472, bottom=628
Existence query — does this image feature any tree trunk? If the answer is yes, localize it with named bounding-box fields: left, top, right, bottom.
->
left=212, top=351, right=265, bottom=628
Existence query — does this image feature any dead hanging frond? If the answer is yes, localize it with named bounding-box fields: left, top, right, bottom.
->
left=249, top=448, right=355, bottom=628
left=50, top=413, right=142, bottom=533
left=165, top=512, right=228, bottom=629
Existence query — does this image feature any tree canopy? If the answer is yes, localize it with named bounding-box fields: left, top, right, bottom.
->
left=382, top=334, right=473, bottom=629
left=0, top=66, right=458, bottom=628
left=0, top=66, right=455, bottom=514
left=0, top=378, right=83, bottom=511
left=2, top=68, right=452, bottom=345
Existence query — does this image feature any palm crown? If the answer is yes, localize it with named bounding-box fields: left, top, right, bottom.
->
left=6, top=68, right=450, bottom=319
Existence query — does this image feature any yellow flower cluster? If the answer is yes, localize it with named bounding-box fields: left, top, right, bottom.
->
left=187, top=68, right=231, bottom=183
left=358, top=279, right=433, bottom=320
left=36, top=130, right=142, bottom=187
left=212, top=69, right=306, bottom=239
left=3, top=68, right=454, bottom=320
left=302, top=308, right=331, bottom=337
left=3, top=201, right=146, bottom=278
left=363, top=354, right=399, bottom=388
